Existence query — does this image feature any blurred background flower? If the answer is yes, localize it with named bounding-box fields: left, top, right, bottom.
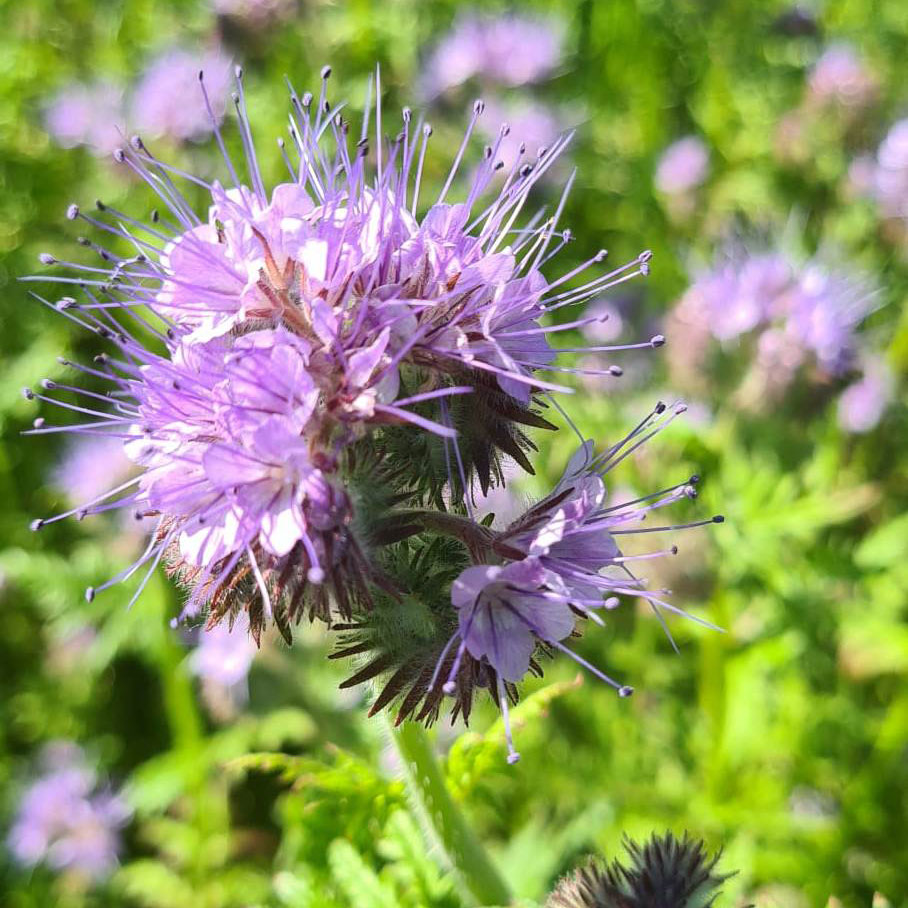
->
left=188, top=615, right=258, bottom=719
left=131, top=46, right=233, bottom=142
left=8, top=742, right=130, bottom=884
left=655, top=136, right=710, bottom=196
left=806, top=44, right=877, bottom=112
left=44, top=82, right=126, bottom=156
left=422, top=11, right=564, bottom=98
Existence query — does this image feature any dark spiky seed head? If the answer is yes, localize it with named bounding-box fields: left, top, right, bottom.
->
left=546, top=832, right=732, bottom=908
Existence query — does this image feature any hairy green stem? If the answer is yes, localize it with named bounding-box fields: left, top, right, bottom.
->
left=388, top=720, right=513, bottom=907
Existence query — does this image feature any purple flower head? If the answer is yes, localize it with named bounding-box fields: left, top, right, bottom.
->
left=422, top=13, right=564, bottom=98
left=8, top=742, right=130, bottom=882
left=837, top=359, right=894, bottom=433
left=435, top=408, right=721, bottom=762
left=44, top=81, right=126, bottom=156
left=27, top=69, right=655, bottom=643
left=671, top=239, right=880, bottom=420
left=115, top=328, right=360, bottom=624
left=807, top=45, right=876, bottom=109
left=654, top=136, right=710, bottom=196
left=132, top=48, right=232, bottom=142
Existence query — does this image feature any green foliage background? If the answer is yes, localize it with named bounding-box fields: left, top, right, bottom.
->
left=1, top=0, right=906, bottom=905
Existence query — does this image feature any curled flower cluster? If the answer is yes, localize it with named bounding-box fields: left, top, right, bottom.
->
left=8, top=743, right=130, bottom=882
left=432, top=420, right=720, bottom=762
left=666, top=242, right=888, bottom=429
left=27, top=68, right=715, bottom=758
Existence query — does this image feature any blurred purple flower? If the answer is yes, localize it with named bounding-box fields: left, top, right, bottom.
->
left=44, top=82, right=126, bottom=156
left=681, top=252, right=792, bottom=342
left=868, top=118, right=908, bottom=219
left=847, top=154, right=877, bottom=197
left=786, top=262, right=875, bottom=373
left=676, top=245, right=871, bottom=367
left=46, top=624, right=98, bottom=676
left=807, top=45, right=876, bottom=109
left=132, top=48, right=232, bottom=142
left=654, top=136, right=710, bottom=196
left=422, top=12, right=563, bottom=97
left=837, top=360, right=894, bottom=433
left=669, top=242, right=878, bottom=413
left=8, top=742, right=130, bottom=882
left=190, top=614, right=258, bottom=688
left=477, top=98, right=564, bottom=172
left=473, top=461, right=524, bottom=526
left=52, top=435, right=135, bottom=506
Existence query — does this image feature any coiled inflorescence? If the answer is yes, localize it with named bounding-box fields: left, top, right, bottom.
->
left=25, top=67, right=718, bottom=758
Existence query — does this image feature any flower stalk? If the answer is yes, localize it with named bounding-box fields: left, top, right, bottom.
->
left=388, top=718, right=512, bottom=907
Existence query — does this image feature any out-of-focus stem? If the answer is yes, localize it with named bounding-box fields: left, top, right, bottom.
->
left=389, top=720, right=513, bottom=907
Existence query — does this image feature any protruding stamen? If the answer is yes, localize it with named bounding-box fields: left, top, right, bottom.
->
left=497, top=674, right=521, bottom=765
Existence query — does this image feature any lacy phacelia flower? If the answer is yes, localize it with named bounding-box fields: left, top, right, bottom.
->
left=27, top=68, right=656, bottom=646
left=654, top=136, right=710, bottom=196
left=131, top=47, right=232, bottom=142
left=422, top=12, right=564, bottom=97
left=8, top=742, right=130, bottom=882
left=44, top=81, right=126, bottom=156
left=433, top=414, right=720, bottom=762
